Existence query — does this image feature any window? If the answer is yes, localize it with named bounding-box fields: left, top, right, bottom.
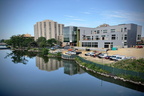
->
left=137, top=35, right=141, bottom=40
left=124, top=27, right=127, bottom=32
left=91, top=30, right=92, bottom=34
left=121, top=28, right=123, bottom=32
left=124, top=42, right=127, bottom=46
left=111, top=34, right=116, bottom=40
left=86, top=36, right=91, bottom=40
left=92, top=36, right=93, bottom=40
left=124, top=34, right=127, bottom=40
left=103, top=30, right=107, bottom=33
left=104, top=42, right=113, bottom=48
left=95, top=36, right=99, bottom=40
left=92, top=42, right=98, bottom=47
left=111, top=29, right=115, bottom=32
left=101, top=35, right=105, bottom=40
left=97, top=30, right=100, bottom=34
left=82, top=42, right=91, bottom=47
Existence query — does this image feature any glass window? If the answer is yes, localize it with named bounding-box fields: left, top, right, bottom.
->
left=111, top=29, right=115, bottom=32
left=124, top=34, right=127, bottom=40
left=124, top=27, right=127, bottom=32
left=95, top=36, right=99, bottom=40
left=92, top=42, right=98, bottom=47
left=137, top=35, right=141, bottom=40
left=103, top=30, right=107, bottom=33
left=111, top=34, right=116, bottom=40
left=121, top=28, right=123, bottom=32
left=97, top=30, right=100, bottom=34
left=124, top=42, right=127, bottom=46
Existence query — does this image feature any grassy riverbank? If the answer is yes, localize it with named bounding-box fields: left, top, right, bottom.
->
left=110, top=58, right=144, bottom=73
left=75, top=56, right=144, bottom=84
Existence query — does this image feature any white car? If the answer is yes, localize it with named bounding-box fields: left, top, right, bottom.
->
left=65, top=51, right=76, bottom=55
left=115, top=55, right=126, bottom=61
left=98, top=53, right=108, bottom=58
left=109, top=55, right=120, bottom=60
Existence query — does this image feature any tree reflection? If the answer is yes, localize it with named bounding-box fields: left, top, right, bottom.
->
left=5, top=50, right=37, bottom=64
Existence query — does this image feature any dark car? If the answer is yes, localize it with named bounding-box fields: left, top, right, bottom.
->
left=76, top=52, right=82, bottom=55
left=105, top=56, right=111, bottom=59
left=137, top=46, right=143, bottom=48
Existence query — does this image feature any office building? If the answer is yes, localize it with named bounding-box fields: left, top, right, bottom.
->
left=63, top=26, right=77, bottom=46
left=78, top=24, right=142, bottom=48
left=34, top=20, right=64, bottom=42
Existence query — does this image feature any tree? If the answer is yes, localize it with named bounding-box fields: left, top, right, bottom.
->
left=4, top=34, right=34, bottom=49
left=36, top=37, right=47, bottom=48
left=47, top=38, right=57, bottom=47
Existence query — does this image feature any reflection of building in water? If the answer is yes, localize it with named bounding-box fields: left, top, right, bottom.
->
left=64, top=60, right=85, bottom=75
left=36, top=56, right=63, bottom=71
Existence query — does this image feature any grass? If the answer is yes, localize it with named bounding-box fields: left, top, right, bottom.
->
left=110, top=58, right=144, bottom=73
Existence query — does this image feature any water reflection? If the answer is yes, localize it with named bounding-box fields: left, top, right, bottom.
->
left=36, top=56, right=85, bottom=75
left=3, top=50, right=144, bottom=93
left=64, top=60, right=85, bottom=75
left=36, top=56, right=63, bottom=72
left=4, top=50, right=37, bottom=64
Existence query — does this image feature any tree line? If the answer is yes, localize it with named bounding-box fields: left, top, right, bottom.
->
left=4, top=34, right=61, bottom=49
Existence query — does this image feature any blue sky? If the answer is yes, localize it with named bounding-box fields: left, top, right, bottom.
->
left=0, top=0, right=144, bottom=39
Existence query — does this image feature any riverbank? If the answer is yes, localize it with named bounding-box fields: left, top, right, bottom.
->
left=75, top=56, right=144, bottom=86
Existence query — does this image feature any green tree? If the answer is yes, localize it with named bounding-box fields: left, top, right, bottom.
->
left=4, top=34, right=34, bottom=49
left=47, top=38, right=57, bottom=47
left=36, top=37, right=47, bottom=48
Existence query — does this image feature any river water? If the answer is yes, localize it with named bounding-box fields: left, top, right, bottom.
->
left=0, top=50, right=144, bottom=96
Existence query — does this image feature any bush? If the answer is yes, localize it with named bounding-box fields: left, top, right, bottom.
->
left=41, top=48, right=49, bottom=55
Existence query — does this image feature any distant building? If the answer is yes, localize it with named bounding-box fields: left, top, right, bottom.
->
left=63, top=26, right=77, bottom=46
left=23, top=34, right=34, bottom=38
left=34, top=20, right=64, bottom=42
left=78, top=23, right=142, bottom=48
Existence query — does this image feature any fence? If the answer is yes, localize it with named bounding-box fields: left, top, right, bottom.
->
left=62, top=54, right=76, bottom=60
left=77, top=56, right=144, bottom=79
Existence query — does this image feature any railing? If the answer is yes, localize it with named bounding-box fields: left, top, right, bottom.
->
left=77, top=56, right=144, bottom=79
left=62, top=54, right=77, bottom=60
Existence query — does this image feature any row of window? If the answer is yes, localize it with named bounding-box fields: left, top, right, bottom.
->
left=83, top=34, right=127, bottom=40
left=88, top=28, right=127, bottom=34
left=82, top=42, right=113, bottom=48
left=82, top=42, right=127, bottom=48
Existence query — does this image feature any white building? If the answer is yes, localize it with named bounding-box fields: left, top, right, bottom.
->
left=78, top=24, right=142, bottom=48
left=34, top=20, right=64, bottom=42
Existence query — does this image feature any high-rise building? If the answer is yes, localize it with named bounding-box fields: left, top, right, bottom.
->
left=34, top=20, right=64, bottom=42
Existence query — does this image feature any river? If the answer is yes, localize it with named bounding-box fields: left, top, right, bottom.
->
left=0, top=50, right=144, bottom=96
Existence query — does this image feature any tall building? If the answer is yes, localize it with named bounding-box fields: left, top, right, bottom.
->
left=63, top=26, right=77, bottom=46
left=78, top=23, right=142, bottom=48
left=34, top=20, right=64, bottom=42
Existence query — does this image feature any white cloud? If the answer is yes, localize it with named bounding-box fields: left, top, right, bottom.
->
left=65, top=22, right=89, bottom=27
left=64, top=15, right=75, bottom=18
left=82, top=12, right=91, bottom=14
left=73, top=19, right=85, bottom=21
left=102, top=11, right=144, bottom=22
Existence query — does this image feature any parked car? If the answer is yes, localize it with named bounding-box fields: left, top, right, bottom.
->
left=109, top=55, right=120, bottom=60
left=98, top=53, right=108, bottom=58
left=105, top=56, right=111, bottom=59
left=115, top=55, right=126, bottom=61
left=85, top=52, right=95, bottom=56
left=65, top=51, right=76, bottom=55
left=137, top=46, right=143, bottom=48
left=76, top=52, right=82, bottom=55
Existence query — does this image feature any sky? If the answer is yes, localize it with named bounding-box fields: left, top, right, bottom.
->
left=0, top=0, right=144, bottom=39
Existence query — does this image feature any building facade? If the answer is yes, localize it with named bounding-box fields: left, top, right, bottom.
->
left=78, top=24, right=142, bottom=48
left=63, top=26, right=77, bottom=46
left=34, top=20, right=64, bottom=42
